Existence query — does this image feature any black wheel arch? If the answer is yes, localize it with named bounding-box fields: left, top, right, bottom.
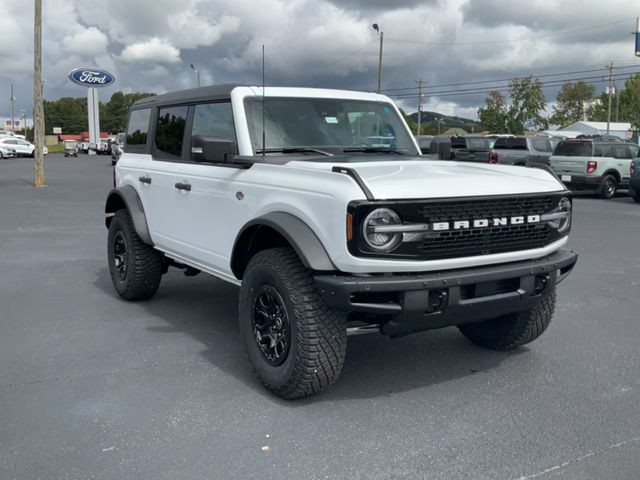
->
left=105, top=185, right=153, bottom=245
left=231, top=212, right=336, bottom=280
left=602, top=169, right=621, bottom=182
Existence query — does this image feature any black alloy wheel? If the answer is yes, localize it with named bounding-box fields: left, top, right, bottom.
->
left=600, top=175, right=617, bottom=199
left=112, top=231, right=128, bottom=282
left=252, top=285, right=291, bottom=366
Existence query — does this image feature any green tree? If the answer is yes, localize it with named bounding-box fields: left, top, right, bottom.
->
left=551, top=81, right=595, bottom=127
left=43, top=91, right=156, bottom=135
left=618, top=74, right=640, bottom=131
left=44, top=97, right=88, bottom=134
left=585, top=92, right=608, bottom=122
left=507, top=76, right=547, bottom=133
left=478, top=91, right=507, bottom=133
left=102, top=92, right=155, bottom=133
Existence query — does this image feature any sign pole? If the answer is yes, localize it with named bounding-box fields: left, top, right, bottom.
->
left=87, top=87, right=100, bottom=155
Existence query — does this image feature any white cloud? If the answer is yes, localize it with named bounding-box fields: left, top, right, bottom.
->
left=63, top=27, right=109, bottom=57
left=169, top=12, right=241, bottom=49
left=0, top=0, right=636, bottom=121
left=120, top=38, right=181, bottom=64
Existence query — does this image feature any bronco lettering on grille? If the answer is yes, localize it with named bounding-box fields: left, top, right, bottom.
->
left=431, top=215, right=541, bottom=231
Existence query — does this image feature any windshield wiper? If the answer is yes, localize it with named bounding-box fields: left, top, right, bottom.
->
left=255, top=147, right=333, bottom=157
left=342, top=146, right=405, bottom=155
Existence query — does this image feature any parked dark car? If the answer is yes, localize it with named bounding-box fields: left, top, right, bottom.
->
left=452, top=136, right=494, bottom=163
left=630, top=154, right=640, bottom=203
left=489, top=136, right=553, bottom=166
left=415, top=135, right=434, bottom=154
left=428, top=135, right=451, bottom=160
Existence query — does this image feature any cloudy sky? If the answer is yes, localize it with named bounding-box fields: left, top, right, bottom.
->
left=1, top=0, right=639, bottom=121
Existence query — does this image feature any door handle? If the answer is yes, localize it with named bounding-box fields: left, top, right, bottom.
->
left=174, top=181, right=192, bottom=192
left=138, top=175, right=152, bottom=184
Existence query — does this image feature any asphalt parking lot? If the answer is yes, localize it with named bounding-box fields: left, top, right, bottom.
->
left=1, top=154, right=639, bottom=480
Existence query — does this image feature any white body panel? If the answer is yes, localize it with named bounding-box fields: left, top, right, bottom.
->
left=116, top=86, right=569, bottom=282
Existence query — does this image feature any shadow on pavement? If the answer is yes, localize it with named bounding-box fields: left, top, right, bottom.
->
left=94, top=266, right=525, bottom=404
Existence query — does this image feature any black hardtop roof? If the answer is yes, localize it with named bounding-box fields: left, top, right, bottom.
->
left=131, top=84, right=245, bottom=109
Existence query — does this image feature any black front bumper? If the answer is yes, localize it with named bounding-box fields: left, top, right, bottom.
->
left=315, top=249, right=578, bottom=337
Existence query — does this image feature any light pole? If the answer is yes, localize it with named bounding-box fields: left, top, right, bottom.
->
left=372, top=23, right=384, bottom=93
left=190, top=64, right=200, bottom=88
left=10, top=84, right=16, bottom=133
left=19, top=109, right=27, bottom=135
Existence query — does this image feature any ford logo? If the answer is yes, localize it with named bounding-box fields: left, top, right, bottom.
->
left=68, top=68, right=116, bottom=88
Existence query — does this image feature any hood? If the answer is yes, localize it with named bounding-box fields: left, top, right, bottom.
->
left=286, top=157, right=564, bottom=200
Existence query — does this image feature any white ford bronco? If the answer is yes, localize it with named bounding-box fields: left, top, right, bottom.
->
left=105, top=85, right=578, bottom=399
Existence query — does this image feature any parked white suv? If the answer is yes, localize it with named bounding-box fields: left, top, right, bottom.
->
left=0, top=137, right=47, bottom=157
left=105, top=85, right=578, bottom=398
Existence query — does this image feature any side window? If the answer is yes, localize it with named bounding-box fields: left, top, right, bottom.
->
left=611, top=144, right=630, bottom=159
left=155, top=105, right=188, bottom=158
left=126, top=109, right=151, bottom=147
left=190, top=102, right=236, bottom=162
left=594, top=143, right=608, bottom=156
left=630, top=145, right=639, bottom=158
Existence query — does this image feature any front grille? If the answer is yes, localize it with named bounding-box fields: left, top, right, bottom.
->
left=415, top=195, right=560, bottom=260
left=349, top=193, right=566, bottom=261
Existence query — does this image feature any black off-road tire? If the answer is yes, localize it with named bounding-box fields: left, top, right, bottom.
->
left=599, top=174, right=617, bottom=199
left=458, top=289, right=556, bottom=350
left=239, top=247, right=347, bottom=399
left=632, top=191, right=640, bottom=203
left=107, top=209, right=162, bottom=301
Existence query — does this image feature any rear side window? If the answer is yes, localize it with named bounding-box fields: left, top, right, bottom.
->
left=493, top=137, right=527, bottom=150
left=593, top=143, right=609, bottom=156
left=531, top=138, right=552, bottom=152
left=126, top=109, right=151, bottom=146
left=553, top=141, right=592, bottom=156
left=609, top=144, right=632, bottom=159
left=155, top=105, right=188, bottom=158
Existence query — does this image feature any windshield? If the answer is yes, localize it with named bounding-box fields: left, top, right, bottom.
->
left=244, top=97, right=419, bottom=157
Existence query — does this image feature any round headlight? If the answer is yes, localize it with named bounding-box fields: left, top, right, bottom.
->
left=362, top=208, right=402, bottom=252
left=548, top=196, right=572, bottom=233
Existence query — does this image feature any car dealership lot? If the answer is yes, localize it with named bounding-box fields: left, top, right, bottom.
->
left=1, top=155, right=639, bottom=480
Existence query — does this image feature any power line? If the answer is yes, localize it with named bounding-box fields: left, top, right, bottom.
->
left=388, top=70, right=640, bottom=99
left=382, top=64, right=640, bottom=93
left=319, top=39, right=378, bottom=68
left=384, top=17, right=634, bottom=47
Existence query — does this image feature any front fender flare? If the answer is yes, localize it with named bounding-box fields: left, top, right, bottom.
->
left=104, top=185, right=153, bottom=245
left=231, top=212, right=336, bottom=278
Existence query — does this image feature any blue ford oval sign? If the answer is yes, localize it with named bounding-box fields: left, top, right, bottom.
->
left=68, top=68, right=116, bottom=88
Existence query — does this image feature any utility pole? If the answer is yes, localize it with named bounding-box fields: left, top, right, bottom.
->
left=614, top=85, right=620, bottom=122
left=34, top=0, right=45, bottom=188
left=372, top=24, right=384, bottom=93
left=10, top=84, right=16, bottom=133
left=415, top=79, right=425, bottom=135
left=605, top=62, right=614, bottom=134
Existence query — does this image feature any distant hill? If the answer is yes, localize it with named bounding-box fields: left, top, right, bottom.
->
left=407, top=111, right=482, bottom=135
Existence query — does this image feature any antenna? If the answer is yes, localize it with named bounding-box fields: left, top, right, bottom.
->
left=261, top=44, right=266, bottom=158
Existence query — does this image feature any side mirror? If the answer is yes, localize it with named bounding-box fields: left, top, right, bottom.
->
left=191, top=135, right=236, bottom=163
